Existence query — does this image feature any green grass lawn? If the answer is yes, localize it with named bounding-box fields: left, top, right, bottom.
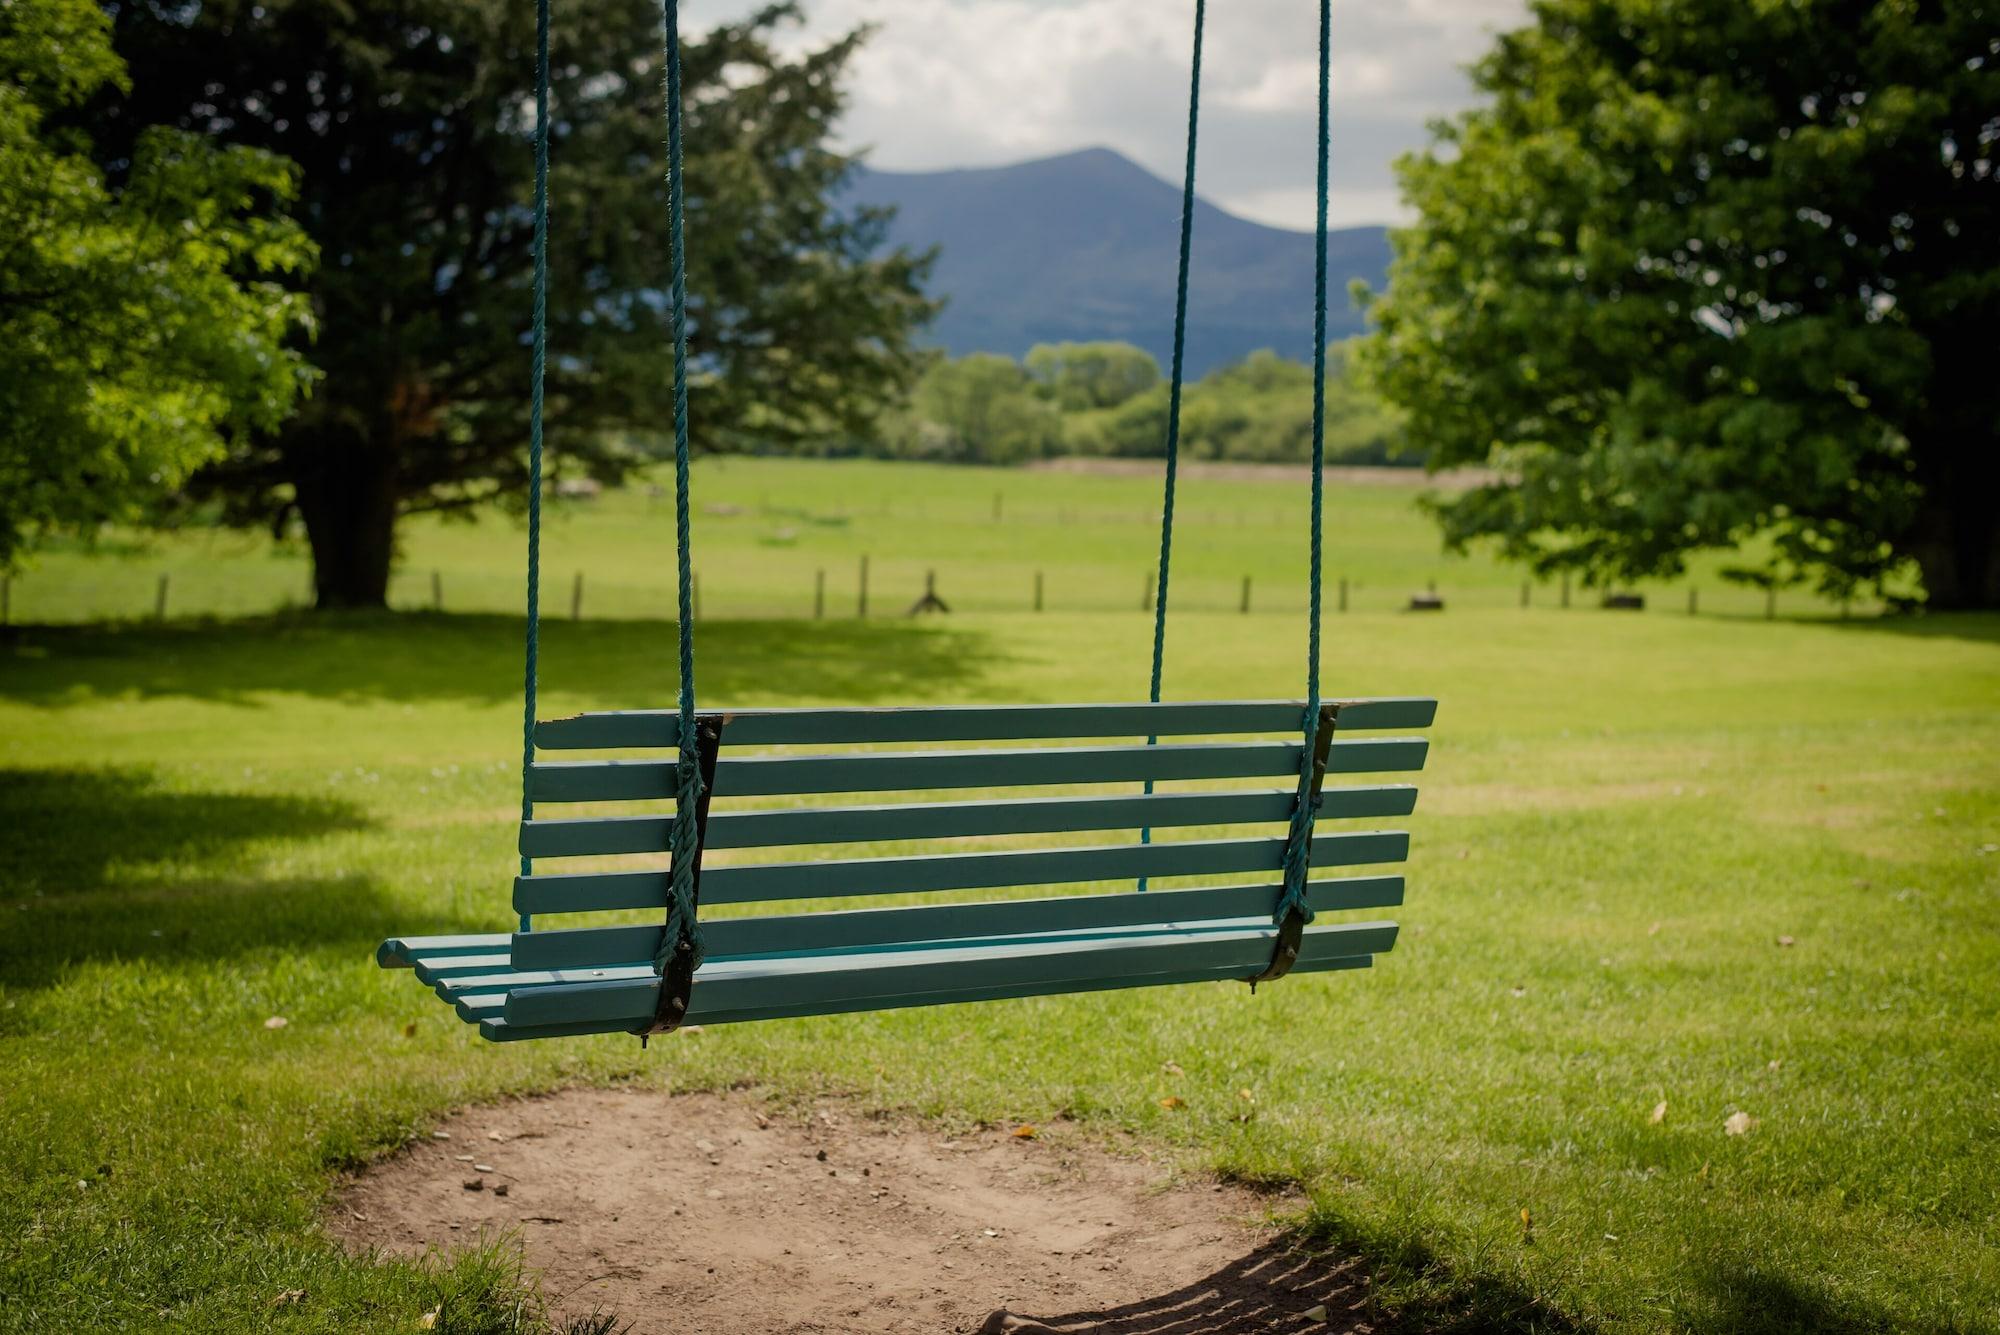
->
left=2, top=466, right=1995, bottom=1334
left=5, top=457, right=1878, bottom=624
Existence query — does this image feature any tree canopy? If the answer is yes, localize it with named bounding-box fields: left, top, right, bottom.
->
left=90, top=0, right=937, bottom=607
left=1024, top=342, right=1162, bottom=411
left=878, top=341, right=1406, bottom=468
left=0, top=0, right=314, bottom=571
left=1364, top=0, right=1997, bottom=607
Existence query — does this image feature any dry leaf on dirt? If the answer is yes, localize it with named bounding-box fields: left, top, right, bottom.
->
left=1010, top=1125, right=1038, bottom=1140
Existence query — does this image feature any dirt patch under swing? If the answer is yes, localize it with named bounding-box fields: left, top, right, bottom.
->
left=330, top=1087, right=1376, bottom=1334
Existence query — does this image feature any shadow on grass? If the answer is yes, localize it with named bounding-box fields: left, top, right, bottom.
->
left=989, top=1239, right=1380, bottom=1333
left=0, top=766, right=369, bottom=897
left=1692, top=1263, right=1912, bottom=1335
left=1811, top=610, right=2000, bottom=647
left=0, top=612, right=1007, bottom=709
left=0, top=767, right=464, bottom=994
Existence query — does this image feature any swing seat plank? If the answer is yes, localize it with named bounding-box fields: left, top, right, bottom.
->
left=378, top=696, right=1436, bottom=1040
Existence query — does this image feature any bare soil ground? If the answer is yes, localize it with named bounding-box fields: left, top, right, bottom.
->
left=330, top=1087, right=1375, bottom=1335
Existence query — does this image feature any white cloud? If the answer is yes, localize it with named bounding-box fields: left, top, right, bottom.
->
left=700, top=0, right=1527, bottom=228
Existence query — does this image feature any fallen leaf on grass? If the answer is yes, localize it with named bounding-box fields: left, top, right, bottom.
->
left=263, top=1016, right=288, bottom=1030
left=1724, top=1112, right=1758, bottom=1136
left=402, top=1022, right=417, bottom=1038
left=1776, top=935, right=1795, bottom=947
left=1649, top=1100, right=1668, bottom=1125
left=1010, top=1125, right=1038, bottom=1140
left=1162, top=1061, right=1184, bottom=1077
left=269, top=1289, right=306, bottom=1308
left=1237, top=1088, right=1255, bottom=1103
left=1158, top=1096, right=1185, bottom=1111
left=419, top=1309, right=440, bottom=1330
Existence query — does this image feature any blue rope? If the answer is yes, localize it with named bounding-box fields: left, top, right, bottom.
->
left=1138, top=0, right=1205, bottom=891
left=1276, top=0, right=1334, bottom=928
left=656, top=0, right=705, bottom=974
left=518, top=0, right=552, bottom=934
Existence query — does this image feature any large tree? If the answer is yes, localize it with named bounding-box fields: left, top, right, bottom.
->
left=89, top=0, right=936, bottom=607
left=0, top=0, right=313, bottom=570
left=1363, top=0, right=1997, bottom=607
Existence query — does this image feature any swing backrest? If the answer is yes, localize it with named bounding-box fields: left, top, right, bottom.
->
left=506, top=697, right=1434, bottom=977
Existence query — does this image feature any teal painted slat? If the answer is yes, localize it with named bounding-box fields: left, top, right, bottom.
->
left=411, top=953, right=513, bottom=986
left=509, top=874, right=1406, bottom=970
left=518, top=783, right=1419, bottom=858
left=479, top=948, right=1378, bottom=1041
left=535, top=698, right=1437, bottom=750
left=504, top=920, right=1399, bottom=1026
left=513, top=830, right=1410, bottom=914
left=531, top=740, right=1301, bottom=803
left=529, top=737, right=1426, bottom=803
left=1326, top=737, right=1429, bottom=774
left=524, top=834, right=1246, bottom=913
left=377, top=933, right=510, bottom=970
left=1332, top=698, right=1438, bottom=731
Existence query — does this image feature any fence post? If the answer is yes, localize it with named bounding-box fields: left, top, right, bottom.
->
left=1688, top=587, right=1698, bottom=616
left=1339, top=576, right=1348, bottom=613
left=1521, top=580, right=1530, bottom=609
left=1240, top=575, right=1252, bottom=614
left=1560, top=571, right=1571, bottom=609
left=155, top=573, right=170, bottom=621
left=693, top=572, right=702, bottom=622
left=1766, top=586, right=1776, bottom=621
left=1142, top=570, right=1154, bottom=612
left=858, top=555, right=869, bottom=619
left=571, top=572, right=584, bottom=621
left=814, top=569, right=825, bottom=620
left=432, top=570, right=443, bottom=612
left=1034, top=571, right=1044, bottom=613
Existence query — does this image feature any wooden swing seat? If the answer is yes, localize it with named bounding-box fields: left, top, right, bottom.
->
left=377, top=696, right=1434, bottom=1041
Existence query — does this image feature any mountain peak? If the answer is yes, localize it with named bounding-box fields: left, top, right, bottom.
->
left=848, top=150, right=1388, bottom=375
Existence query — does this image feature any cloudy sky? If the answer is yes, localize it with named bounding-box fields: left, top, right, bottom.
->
left=711, top=0, right=1530, bottom=230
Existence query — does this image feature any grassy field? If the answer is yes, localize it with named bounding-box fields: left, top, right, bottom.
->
left=4, top=457, right=1881, bottom=624
left=2, top=464, right=1995, bottom=1334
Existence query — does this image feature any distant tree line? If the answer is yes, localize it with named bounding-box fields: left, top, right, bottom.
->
left=869, top=340, right=1410, bottom=467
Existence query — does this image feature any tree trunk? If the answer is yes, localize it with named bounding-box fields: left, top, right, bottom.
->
left=1909, top=444, right=2000, bottom=611
left=293, top=442, right=399, bottom=610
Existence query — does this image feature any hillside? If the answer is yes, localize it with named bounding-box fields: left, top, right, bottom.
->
left=847, top=147, right=1390, bottom=377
